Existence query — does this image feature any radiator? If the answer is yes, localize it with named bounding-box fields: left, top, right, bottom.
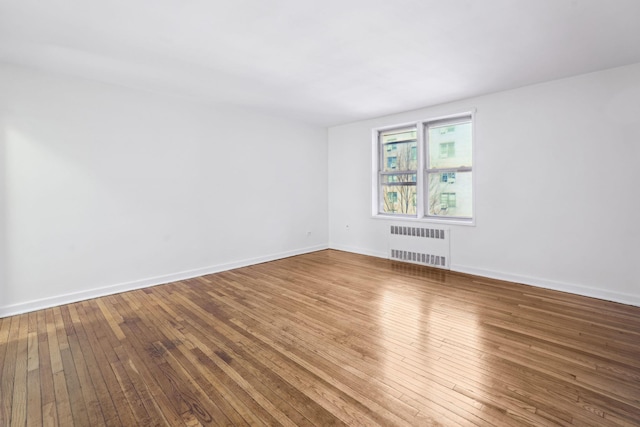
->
left=388, top=225, right=450, bottom=269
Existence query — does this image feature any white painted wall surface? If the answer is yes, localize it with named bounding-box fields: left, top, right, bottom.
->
left=0, top=113, right=6, bottom=309
left=329, top=62, right=640, bottom=306
left=0, top=64, right=328, bottom=316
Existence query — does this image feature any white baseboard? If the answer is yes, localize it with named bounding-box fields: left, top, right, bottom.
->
left=450, top=264, right=640, bottom=308
left=0, top=244, right=328, bottom=318
left=4, top=243, right=637, bottom=317
left=329, top=244, right=640, bottom=308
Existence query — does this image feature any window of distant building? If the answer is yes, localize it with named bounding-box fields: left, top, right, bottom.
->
left=440, top=192, right=457, bottom=209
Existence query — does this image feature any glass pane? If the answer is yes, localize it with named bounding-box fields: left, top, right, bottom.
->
left=427, top=120, right=472, bottom=169
left=382, top=185, right=417, bottom=215
left=381, top=128, right=417, bottom=172
left=427, top=171, right=472, bottom=218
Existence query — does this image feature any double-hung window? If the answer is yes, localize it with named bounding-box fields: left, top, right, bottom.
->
left=374, top=113, right=474, bottom=223
left=378, top=127, right=418, bottom=215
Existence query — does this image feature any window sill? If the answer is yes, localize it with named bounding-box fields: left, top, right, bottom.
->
left=371, top=214, right=475, bottom=227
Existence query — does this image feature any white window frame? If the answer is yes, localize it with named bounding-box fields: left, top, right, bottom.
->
left=371, top=111, right=476, bottom=226
left=376, top=125, right=420, bottom=217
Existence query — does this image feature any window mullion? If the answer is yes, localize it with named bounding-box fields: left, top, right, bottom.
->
left=378, top=131, right=384, bottom=214
left=416, top=124, right=425, bottom=218
left=426, top=166, right=472, bottom=173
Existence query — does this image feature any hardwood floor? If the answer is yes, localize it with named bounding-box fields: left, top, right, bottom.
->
left=1, top=249, right=640, bottom=426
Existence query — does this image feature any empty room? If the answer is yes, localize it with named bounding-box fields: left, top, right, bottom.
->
left=1, top=0, right=640, bottom=426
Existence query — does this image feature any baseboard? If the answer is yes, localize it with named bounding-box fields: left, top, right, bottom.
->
left=329, top=244, right=640, bottom=308
left=0, top=244, right=328, bottom=318
left=450, top=264, right=640, bottom=308
left=5, top=243, right=636, bottom=317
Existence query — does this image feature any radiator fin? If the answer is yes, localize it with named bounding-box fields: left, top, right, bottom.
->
left=389, top=225, right=450, bottom=269
left=390, top=225, right=446, bottom=239
left=390, top=249, right=446, bottom=266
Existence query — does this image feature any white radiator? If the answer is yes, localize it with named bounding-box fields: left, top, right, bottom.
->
left=388, top=225, right=450, bottom=269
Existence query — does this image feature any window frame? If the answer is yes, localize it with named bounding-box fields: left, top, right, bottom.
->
left=377, top=126, right=420, bottom=217
left=372, top=111, right=475, bottom=226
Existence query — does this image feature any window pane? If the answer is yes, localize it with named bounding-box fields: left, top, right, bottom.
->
left=428, top=120, right=472, bottom=169
left=382, top=141, right=417, bottom=172
left=382, top=128, right=417, bottom=172
left=427, top=171, right=472, bottom=217
left=382, top=185, right=417, bottom=214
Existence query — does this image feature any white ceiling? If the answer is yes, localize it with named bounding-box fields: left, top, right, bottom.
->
left=1, top=0, right=640, bottom=126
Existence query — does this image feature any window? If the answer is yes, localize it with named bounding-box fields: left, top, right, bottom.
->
left=374, top=113, right=473, bottom=222
left=426, top=117, right=472, bottom=219
left=379, top=128, right=418, bottom=215
left=440, top=192, right=456, bottom=209
left=439, top=142, right=455, bottom=158
left=387, top=156, right=397, bottom=169
left=440, top=172, right=456, bottom=183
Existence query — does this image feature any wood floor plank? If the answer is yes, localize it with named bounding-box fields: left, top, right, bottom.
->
left=1, top=316, right=20, bottom=426
left=2, top=249, right=640, bottom=426
left=26, top=312, right=42, bottom=427
left=58, top=305, right=105, bottom=426
left=51, top=306, right=91, bottom=427
left=35, top=310, right=58, bottom=427
left=44, top=308, right=73, bottom=426
left=10, top=314, right=28, bottom=427
left=65, top=303, right=118, bottom=426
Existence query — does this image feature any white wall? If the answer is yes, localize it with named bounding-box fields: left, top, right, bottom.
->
left=329, top=62, right=640, bottom=306
left=0, top=113, right=6, bottom=309
left=0, top=64, right=328, bottom=316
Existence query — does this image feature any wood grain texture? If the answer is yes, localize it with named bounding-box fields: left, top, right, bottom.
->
left=1, top=249, right=639, bottom=426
